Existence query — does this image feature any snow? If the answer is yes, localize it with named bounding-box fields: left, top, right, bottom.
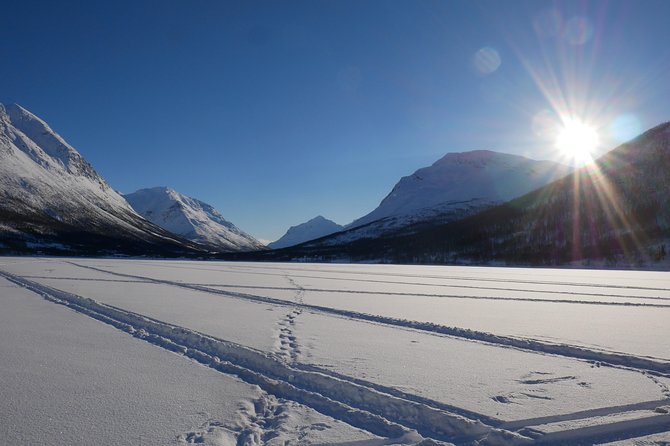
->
left=1, top=257, right=668, bottom=445
left=0, top=104, right=194, bottom=250
left=0, top=103, right=134, bottom=217
left=347, top=150, right=572, bottom=229
left=269, top=216, right=343, bottom=249
left=295, top=312, right=665, bottom=421
left=3, top=103, right=97, bottom=176
left=125, top=187, right=264, bottom=252
left=0, top=275, right=374, bottom=446
left=31, top=278, right=285, bottom=352
left=598, top=431, right=670, bottom=445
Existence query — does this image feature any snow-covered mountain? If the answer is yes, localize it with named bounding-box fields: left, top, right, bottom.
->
left=301, top=150, right=572, bottom=248
left=0, top=103, right=200, bottom=255
left=255, top=123, right=670, bottom=266
left=268, top=216, right=343, bottom=249
left=125, top=187, right=264, bottom=252
left=349, top=150, right=572, bottom=229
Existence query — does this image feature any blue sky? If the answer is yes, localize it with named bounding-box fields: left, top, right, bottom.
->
left=2, top=0, right=670, bottom=242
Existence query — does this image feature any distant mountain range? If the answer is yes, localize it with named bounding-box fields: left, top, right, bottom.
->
left=2, top=103, right=668, bottom=267
left=246, top=122, right=670, bottom=267
left=268, top=152, right=571, bottom=251
left=125, top=187, right=264, bottom=252
left=307, top=150, right=571, bottom=248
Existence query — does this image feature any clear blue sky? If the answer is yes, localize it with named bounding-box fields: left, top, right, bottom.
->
left=2, top=0, right=670, bottom=242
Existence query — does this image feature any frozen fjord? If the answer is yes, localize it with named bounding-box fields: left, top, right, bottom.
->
left=0, top=257, right=669, bottom=445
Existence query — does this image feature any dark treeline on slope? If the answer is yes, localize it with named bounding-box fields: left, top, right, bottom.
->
left=0, top=196, right=205, bottom=257
left=226, top=123, right=670, bottom=267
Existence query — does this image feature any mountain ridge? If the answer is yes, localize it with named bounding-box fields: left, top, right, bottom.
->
left=239, top=121, right=670, bottom=267
left=125, top=187, right=264, bottom=252
left=348, top=150, right=572, bottom=230
left=0, top=103, right=202, bottom=256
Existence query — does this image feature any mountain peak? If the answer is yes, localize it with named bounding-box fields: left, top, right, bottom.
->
left=124, top=187, right=264, bottom=252
left=432, top=150, right=549, bottom=168
left=269, top=216, right=343, bottom=249
left=348, top=149, right=572, bottom=229
left=4, top=102, right=34, bottom=117
left=0, top=102, right=102, bottom=181
left=434, top=149, right=496, bottom=162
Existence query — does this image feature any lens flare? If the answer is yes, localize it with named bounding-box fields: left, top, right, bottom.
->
left=556, top=119, right=599, bottom=165
left=563, top=16, right=593, bottom=45
left=472, top=47, right=501, bottom=75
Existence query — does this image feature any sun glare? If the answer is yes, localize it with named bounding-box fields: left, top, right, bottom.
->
left=556, top=119, right=599, bottom=165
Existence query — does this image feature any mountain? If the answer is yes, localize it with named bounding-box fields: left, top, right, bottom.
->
left=293, top=150, right=571, bottom=248
left=125, top=187, right=264, bottom=252
left=0, top=103, right=201, bottom=256
left=268, top=216, right=343, bottom=249
left=349, top=150, right=572, bottom=229
left=243, top=123, right=670, bottom=267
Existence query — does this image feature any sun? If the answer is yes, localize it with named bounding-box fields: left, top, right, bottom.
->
left=556, top=119, right=599, bottom=165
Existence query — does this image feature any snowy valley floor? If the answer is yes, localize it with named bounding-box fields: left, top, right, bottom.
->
left=0, top=258, right=668, bottom=445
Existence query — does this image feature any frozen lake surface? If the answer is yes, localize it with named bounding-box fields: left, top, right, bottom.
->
left=1, top=257, right=668, bottom=445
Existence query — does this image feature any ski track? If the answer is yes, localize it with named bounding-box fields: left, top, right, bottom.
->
left=3, top=265, right=670, bottom=445
left=65, top=262, right=670, bottom=376
left=19, top=274, right=670, bottom=306
left=204, top=284, right=670, bottom=306
left=0, top=270, right=511, bottom=445
left=94, top=261, right=670, bottom=293
left=203, top=264, right=670, bottom=294
left=23, top=275, right=670, bottom=304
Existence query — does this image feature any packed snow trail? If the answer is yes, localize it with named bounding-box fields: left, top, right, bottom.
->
left=273, top=275, right=305, bottom=364
left=65, top=262, right=670, bottom=375
left=1, top=270, right=524, bottom=445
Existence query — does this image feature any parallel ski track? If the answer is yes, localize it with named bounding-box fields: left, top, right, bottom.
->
left=5, top=264, right=670, bottom=445
left=187, top=284, right=670, bottom=306
left=0, top=270, right=513, bottom=446
left=120, top=261, right=670, bottom=294
left=67, top=262, right=670, bottom=375
left=20, top=274, right=670, bottom=305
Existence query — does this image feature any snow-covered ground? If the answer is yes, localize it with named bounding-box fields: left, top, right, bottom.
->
left=1, top=258, right=668, bottom=445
